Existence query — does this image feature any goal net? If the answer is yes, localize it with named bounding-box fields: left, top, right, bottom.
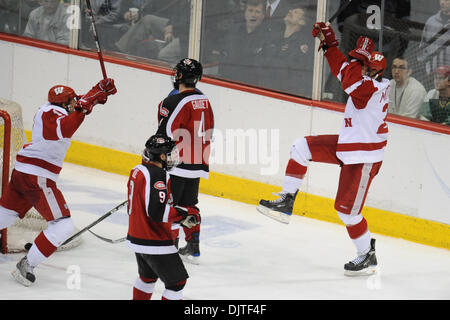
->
left=0, top=98, right=81, bottom=253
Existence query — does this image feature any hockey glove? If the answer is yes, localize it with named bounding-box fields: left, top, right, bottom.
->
left=174, top=206, right=201, bottom=229
left=76, top=87, right=108, bottom=115
left=98, top=78, right=117, bottom=96
left=312, top=22, right=338, bottom=51
left=348, top=36, right=374, bottom=64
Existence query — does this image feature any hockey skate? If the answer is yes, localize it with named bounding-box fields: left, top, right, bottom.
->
left=179, top=239, right=200, bottom=265
left=344, top=238, right=378, bottom=276
left=257, top=191, right=297, bottom=224
left=12, top=256, right=36, bottom=286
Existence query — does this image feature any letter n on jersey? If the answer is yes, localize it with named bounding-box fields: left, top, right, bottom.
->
left=344, top=118, right=353, bottom=127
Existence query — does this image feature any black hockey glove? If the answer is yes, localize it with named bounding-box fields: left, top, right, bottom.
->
left=174, top=206, right=201, bottom=229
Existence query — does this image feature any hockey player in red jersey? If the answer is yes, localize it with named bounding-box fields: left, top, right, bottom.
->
left=156, top=58, right=214, bottom=264
left=258, top=23, right=390, bottom=276
left=0, top=78, right=117, bottom=286
left=126, top=134, right=201, bottom=300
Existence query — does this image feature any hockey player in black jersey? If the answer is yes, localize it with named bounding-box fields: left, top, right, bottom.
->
left=156, top=58, right=214, bottom=264
left=127, top=134, right=201, bottom=300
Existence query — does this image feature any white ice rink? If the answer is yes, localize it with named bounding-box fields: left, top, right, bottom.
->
left=0, top=163, right=449, bottom=300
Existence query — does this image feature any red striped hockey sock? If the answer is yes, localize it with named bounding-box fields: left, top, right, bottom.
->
left=133, top=277, right=156, bottom=300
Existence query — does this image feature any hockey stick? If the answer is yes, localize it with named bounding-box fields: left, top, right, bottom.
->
left=88, top=229, right=126, bottom=244
left=60, top=200, right=128, bottom=246
left=85, top=0, right=107, bottom=79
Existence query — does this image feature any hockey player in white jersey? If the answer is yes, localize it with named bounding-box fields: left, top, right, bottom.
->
left=257, top=22, right=390, bottom=276
left=0, top=78, right=117, bottom=286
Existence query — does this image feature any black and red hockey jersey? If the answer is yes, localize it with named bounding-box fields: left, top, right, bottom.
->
left=156, top=89, right=214, bottom=179
left=126, top=163, right=181, bottom=255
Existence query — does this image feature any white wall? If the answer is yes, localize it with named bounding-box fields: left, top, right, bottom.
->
left=1, top=40, right=449, bottom=224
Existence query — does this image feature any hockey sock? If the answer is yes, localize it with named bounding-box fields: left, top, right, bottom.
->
left=282, top=174, right=303, bottom=194
left=283, top=159, right=307, bottom=193
left=27, top=218, right=74, bottom=266
left=184, top=226, right=200, bottom=242
left=27, top=232, right=58, bottom=267
left=133, top=277, right=156, bottom=300
left=162, top=280, right=186, bottom=300
left=282, top=137, right=312, bottom=193
left=338, top=212, right=371, bottom=256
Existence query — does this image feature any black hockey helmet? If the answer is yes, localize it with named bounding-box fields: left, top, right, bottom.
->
left=143, top=134, right=180, bottom=170
left=171, top=58, right=203, bottom=89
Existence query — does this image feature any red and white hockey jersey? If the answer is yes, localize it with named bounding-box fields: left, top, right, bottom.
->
left=126, top=163, right=181, bottom=255
left=156, top=89, right=214, bottom=179
left=15, top=103, right=85, bottom=181
left=325, top=47, right=390, bottom=164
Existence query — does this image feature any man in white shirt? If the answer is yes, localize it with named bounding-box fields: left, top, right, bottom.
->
left=388, top=56, right=427, bottom=118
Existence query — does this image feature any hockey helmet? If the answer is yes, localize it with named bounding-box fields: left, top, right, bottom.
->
left=367, top=51, right=387, bottom=79
left=48, top=85, right=77, bottom=105
left=143, top=134, right=180, bottom=170
left=348, top=36, right=374, bottom=61
left=171, top=58, right=203, bottom=89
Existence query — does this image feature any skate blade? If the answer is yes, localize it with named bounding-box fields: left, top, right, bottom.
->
left=11, top=269, right=34, bottom=287
left=344, top=265, right=378, bottom=277
left=180, top=254, right=200, bottom=265
left=256, top=205, right=291, bottom=224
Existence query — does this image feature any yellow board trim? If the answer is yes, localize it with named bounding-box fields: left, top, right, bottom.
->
left=25, top=131, right=448, bottom=250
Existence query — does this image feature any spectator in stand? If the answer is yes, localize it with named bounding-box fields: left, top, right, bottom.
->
left=80, top=0, right=122, bottom=51
left=0, top=0, right=36, bottom=35
left=114, top=0, right=190, bottom=64
left=264, top=0, right=291, bottom=36
left=262, top=6, right=314, bottom=97
left=200, top=0, right=241, bottom=66
left=22, top=0, right=71, bottom=46
left=420, top=65, right=450, bottom=125
left=418, top=0, right=450, bottom=90
left=115, top=0, right=156, bottom=35
left=388, top=56, right=427, bottom=119
left=219, top=0, right=267, bottom=86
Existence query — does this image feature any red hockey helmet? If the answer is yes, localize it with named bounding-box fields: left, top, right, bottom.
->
left=348, top=36, right=374, bottom=62
left=367, top=51, right=387, bottom=78
left=48, top=85, right=77, bottom=105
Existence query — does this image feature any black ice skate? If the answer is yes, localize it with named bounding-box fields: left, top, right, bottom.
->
left=12, top=256, right=36, bottom=286
left=344, top=238, right=378, bottom=276
left=257, top=191, right=297, bottom=224
left=179, top=236, right=200, bottom=265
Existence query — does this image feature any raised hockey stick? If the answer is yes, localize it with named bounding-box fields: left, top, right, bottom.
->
left=85, top=0, right=107, bottom=79
left=60, top=200, right=128, bottom=246
left=88, top=229, right=126, bottom=244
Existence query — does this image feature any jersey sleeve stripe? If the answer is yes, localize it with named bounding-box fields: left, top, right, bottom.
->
left=162, top=204, right=171, bottom=223
left=165, top=94, right=208, bottom=138
left=136, top=165, right=151, bottom=216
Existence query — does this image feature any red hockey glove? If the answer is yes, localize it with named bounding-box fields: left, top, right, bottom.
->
left=174, top=206, right=201, bottom=229
left=348, top=36, right=374, bottom=64
left=98, top=78, right=117, bottom=96
left=312, top=22, right=338, bottom=51
left=76, top=86, right=108, bottom=115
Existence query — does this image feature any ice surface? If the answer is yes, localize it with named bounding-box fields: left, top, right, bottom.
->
left=0, top=163, right=449, bottom=300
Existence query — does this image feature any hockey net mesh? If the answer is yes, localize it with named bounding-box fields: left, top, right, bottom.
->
left=0, top=99, right=81, bottom=253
